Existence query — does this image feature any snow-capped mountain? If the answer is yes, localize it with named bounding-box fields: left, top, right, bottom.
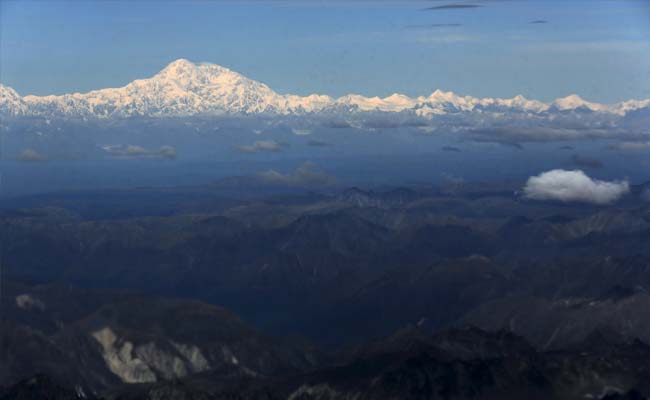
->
left=0, top=85, right=28, bottom=117
left=1, top=59, right=648, bottom=119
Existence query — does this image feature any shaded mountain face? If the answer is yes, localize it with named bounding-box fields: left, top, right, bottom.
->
left=460, top=286, right=650, bottom=350
left=7, top=327, right=648, bottom=400
left=0, top=282, right=320, bottom=395
left=0, top=374, right=93, bottom=400
left=2, top=182, right=650, bottom=347
left=280, top=327, right=650, bottom=400
left=2, top=181, right=650, bottom=399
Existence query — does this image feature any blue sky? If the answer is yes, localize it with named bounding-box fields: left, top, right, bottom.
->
left=1, top=0, right=650, bottom=103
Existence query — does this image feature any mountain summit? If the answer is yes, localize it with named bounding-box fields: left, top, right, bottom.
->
left=1, top=59, right=648, bottom=118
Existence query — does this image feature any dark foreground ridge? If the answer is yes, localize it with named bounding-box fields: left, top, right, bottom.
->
left=2, top=326, right=650, bottom=400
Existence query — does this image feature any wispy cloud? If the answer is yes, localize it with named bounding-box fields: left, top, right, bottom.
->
left=102, top=144, right=176, bottom=159
left=237, top=140, right=288, bottom=153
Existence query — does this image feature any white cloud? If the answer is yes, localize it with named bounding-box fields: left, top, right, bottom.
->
left=237, top=140, right=286, bottom=153
left=523, top=169, right=629, bottom=205
left=102, top=144, right=176, bottom=159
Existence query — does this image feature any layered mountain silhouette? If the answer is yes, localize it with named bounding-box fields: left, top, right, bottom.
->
left=2, top=180, right=650, bottom=399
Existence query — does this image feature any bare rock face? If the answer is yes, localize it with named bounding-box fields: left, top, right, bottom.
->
left=90, top=328, right=213, bottom=384
left=91, top=327, right=158, bottom=383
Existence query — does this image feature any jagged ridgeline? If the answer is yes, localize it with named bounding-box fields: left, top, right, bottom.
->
left=1, top=59, right=648, bottom=118
left=2, top=182, right=650, bottom=399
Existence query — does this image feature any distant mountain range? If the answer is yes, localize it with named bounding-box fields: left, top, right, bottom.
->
left=2, top=59, right=649, bottom=119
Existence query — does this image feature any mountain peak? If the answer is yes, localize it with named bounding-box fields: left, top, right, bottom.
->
left=0, top=84, right=27, bottom=116
left=165, top=58, right=196, bottom=68
left=153, top=59, right=236, bottom=85
left=157, top=58, right=202, bottom=78
left=553, top=94, right=588, bottom=109
left=559, top=94, right=585, bottom=102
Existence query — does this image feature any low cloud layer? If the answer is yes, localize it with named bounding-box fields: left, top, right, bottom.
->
left=362, top=116, right=429, bottom=130
left=523, top=169, right=629, bottom=205
left=257, top=162, right=335, bottom=186
left=413, top=107, right=650, bottom=147
left=102, top=144, right=176, bottom=159
left=237, top=140, right=287, bottom=153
